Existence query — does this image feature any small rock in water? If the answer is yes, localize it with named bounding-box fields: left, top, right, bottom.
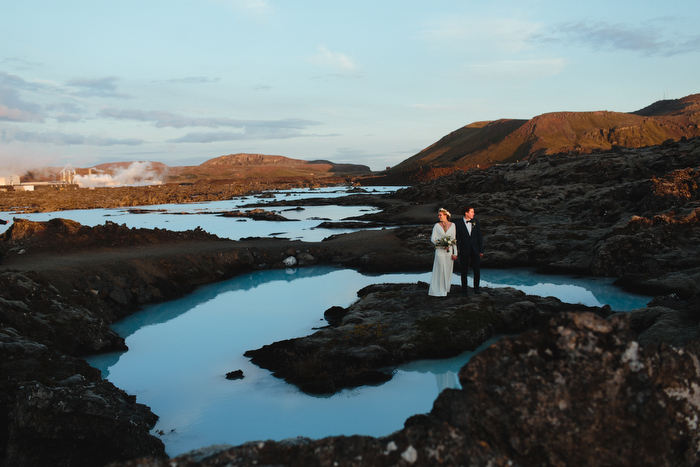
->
left=225, top=370, right=244, bottom=380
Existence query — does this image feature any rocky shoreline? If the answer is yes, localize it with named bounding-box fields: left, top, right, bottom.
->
left=1, top=138, right=699, bottom=466
left=244, top=282, right=611, bottom=395
left=113, top=312, right=700, bottom=467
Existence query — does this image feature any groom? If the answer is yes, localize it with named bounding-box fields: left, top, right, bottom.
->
left=454, top=206, right=484, bottom=296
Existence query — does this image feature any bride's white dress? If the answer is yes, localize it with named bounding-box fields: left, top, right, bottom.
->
left=428, top=222, right=457, bottom=297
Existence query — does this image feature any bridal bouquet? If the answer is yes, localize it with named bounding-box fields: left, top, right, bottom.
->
left=435, top=236, right=456, bottom=250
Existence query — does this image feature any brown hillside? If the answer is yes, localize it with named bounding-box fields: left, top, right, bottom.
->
left=201, top=153, right=305, bottom=166
left=391, top=93, right=700, bottom=171
left=168, top=163, right=334, bottom=183
left=166, top=153, right=371, bottom=184
left=395, top=119, right=528, bottom=169
left=633, top=94, right=700, bottom=116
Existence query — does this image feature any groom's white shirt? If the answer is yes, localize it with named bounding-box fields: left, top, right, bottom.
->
left=464, top=218, right=472, bottom=235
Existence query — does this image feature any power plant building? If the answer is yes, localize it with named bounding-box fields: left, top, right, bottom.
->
left=0, top=173, right=20, bottom=186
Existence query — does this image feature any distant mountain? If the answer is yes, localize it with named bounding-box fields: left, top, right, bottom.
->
left=162, top=153, right=371, bottom=183
left=201, top=153, right=301, bottom=166
left=199, top=153, right=370, bottom=173
left=391, top=94, right=700, bottom=172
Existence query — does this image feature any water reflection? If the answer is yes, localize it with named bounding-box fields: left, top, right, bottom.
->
left=86, top=266, right=651, bottom=457
left=108, top=267, right=340, bottom=340
left=399, top=336, right=501, bottom=393
left=481, top=268, right=645, bottom=311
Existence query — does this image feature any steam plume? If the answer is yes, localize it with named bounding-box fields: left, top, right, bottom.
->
left=72, top=162, right=166, bottom=187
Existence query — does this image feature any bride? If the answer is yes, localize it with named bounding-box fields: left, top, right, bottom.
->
left=428, top=208, right=457, bottom=297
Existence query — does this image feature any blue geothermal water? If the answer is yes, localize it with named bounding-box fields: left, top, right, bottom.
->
left=86, top=265, right=650, bottom=457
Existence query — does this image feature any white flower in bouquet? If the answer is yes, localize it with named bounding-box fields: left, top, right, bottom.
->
left=434, top=236, right=456, bottom=250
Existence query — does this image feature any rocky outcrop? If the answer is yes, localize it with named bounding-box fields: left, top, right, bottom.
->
left=245, top=282, right=609, bottom=394
left=246, top=281, right=700, bottom=398
left=1, top=326, right=165, bottom=467
left=428, top=312, right=700, bottom=466
left=109, top=312, right=700, bottom=467
left=622, top=294, right=700, bottom=348
left=2, top=217, right=227, bottom=254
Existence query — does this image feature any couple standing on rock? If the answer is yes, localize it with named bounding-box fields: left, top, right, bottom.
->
left=428, top=206, right=484, bottom=297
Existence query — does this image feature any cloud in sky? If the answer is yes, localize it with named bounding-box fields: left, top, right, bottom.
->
left=311, top=46, right=358, bottom=73
left=66, top=76, right=130, bottom=99
left=45, top=101, right=88, bottom=123
left=1, top=56, right=43, bottom=71
left=0, top=85, right=44, bottom=123
left=153, top=77, right=221, bottom=85
left=0, top=71, right=44, bottom=92
left=100, top=107, right=320, bottom=133
left=166, top=120, right=324, bottom=143
left=533, top=18, right=700, bottom=56
left=0, top=95, right=43, bottom=122
left=4, top=129, right=143, bottom=146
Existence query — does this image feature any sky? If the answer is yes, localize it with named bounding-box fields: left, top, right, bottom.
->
left=1, top=0, right=699, bottom=173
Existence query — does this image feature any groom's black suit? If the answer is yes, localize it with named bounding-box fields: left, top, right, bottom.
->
left=455, top=217, right=483, bottom=295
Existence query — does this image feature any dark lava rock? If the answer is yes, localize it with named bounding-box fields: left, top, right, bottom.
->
left=225, top=370, right=244, bottom=380
left=429, top=311, right=700, bottom=466
left=314, top=220, right=389, bottom=229
left=0, top=217, right=226, bottom=258
left=1, top=327, right=165, bottom=467
left=621, top=291, right=700, bottom=348
left=219, top=209, right=295, bottom=221
left=110, top=312, right=700, bottom=467
left=0, top=272, right=126, bottom=356
left=244, top=282, right=610, bottom=395
left=322, top=305, right=348, bottom=327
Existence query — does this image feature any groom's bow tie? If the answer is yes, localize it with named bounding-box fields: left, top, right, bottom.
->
left=466, top=220, right=472, bottom=224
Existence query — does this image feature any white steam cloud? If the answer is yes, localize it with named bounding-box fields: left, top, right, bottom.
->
left=72, top=162, right=166, bottom=187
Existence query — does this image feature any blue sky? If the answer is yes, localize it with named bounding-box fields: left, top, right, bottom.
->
left=1, top=0, right=699, bottom=172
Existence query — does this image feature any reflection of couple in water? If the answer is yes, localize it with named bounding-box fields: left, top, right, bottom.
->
left=428, top=206, right=484, bottom=297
